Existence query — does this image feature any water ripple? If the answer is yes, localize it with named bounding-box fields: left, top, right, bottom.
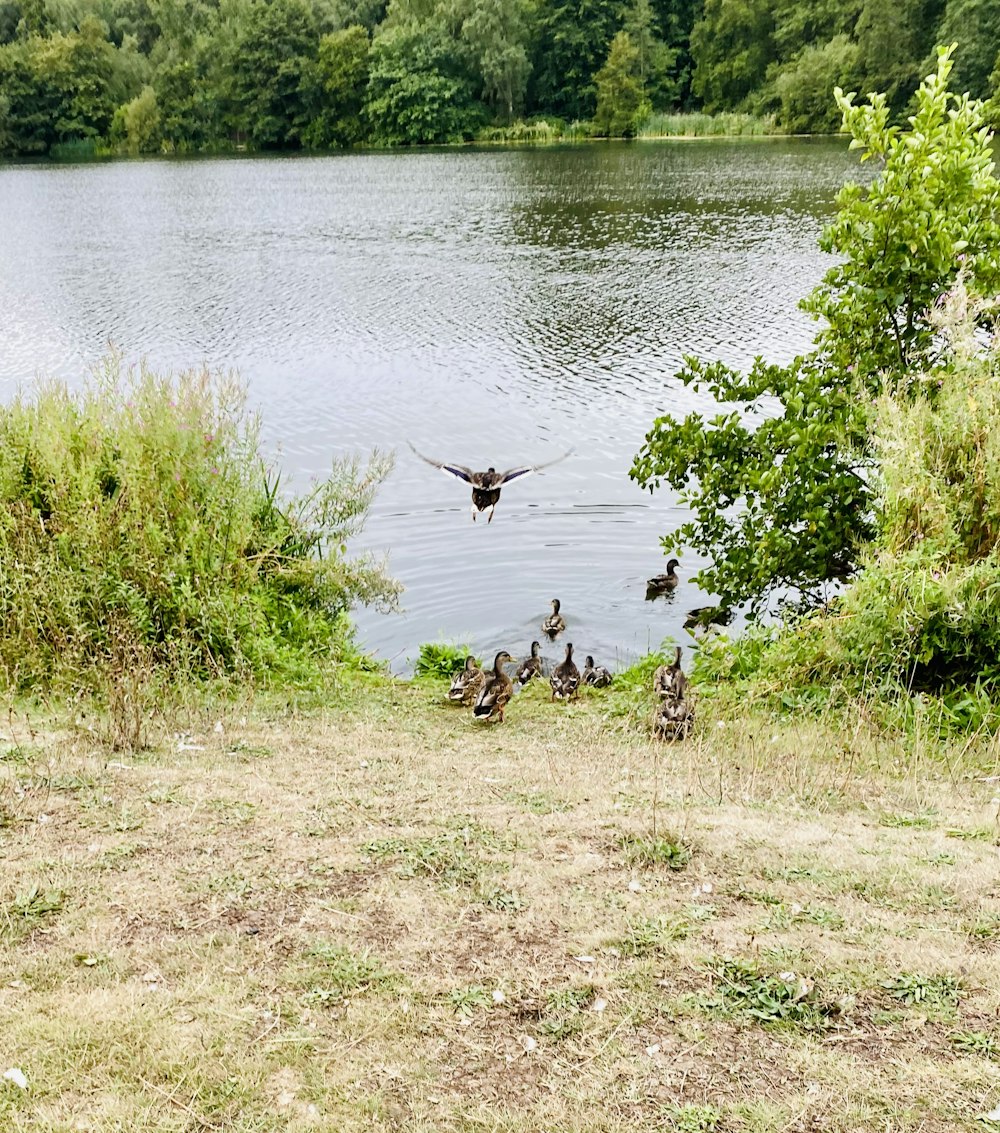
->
left=0, top=139, right=863, bottom=670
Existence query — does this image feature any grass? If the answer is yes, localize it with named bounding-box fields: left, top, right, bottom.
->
left=639, top=111, right=780, bottom=138
left=2, top=672, right=1000, bottom=1130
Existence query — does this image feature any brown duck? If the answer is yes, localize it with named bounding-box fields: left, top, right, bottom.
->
left=447, top=656, right=485, bottom=706
left=408, top=442, right=573, bottom=522
left=550, top=643, right=580, bottom=701
left=515, top=641, right=543, bottom=686
left=473, top=651, right=516, bottom=722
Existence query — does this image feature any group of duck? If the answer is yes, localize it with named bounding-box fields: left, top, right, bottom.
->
left=407, top=444, right=700, bottom=737
left=446, top=599, right=613, bottom=724
left=445, top=599, right=695, bottom=740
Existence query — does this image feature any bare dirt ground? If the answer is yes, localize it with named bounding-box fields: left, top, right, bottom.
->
left=2, top=676, right=1000, bottom=1131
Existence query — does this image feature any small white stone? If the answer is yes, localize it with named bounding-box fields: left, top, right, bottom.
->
left=492, top=989, right=505, bottom=1004
left=701, top=882, right=714, bottom=894
left=628, top=879, right=643, bottom=893
left=573, top=955, right=595, bottom=965
left=3, top=1068, right=28, bottom=1090
left=36, top=813, right=50, bottom=824
left=645, top=1043, right=661, bottom=1056
left=592, top=998, right=607, bottom=1013
left=213, top=721, right=224, bottom=734
left=519, top=1035, right=537, bottom=1053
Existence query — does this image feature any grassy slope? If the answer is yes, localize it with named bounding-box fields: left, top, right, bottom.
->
left=2, top=675, right=1000, bottom=1131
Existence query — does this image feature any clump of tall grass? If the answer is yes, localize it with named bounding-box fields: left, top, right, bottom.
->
left=639, top=111, right=779, bottom=138
left=0, top=359, right=399, bottom=697
left=477, top=119, right=566, bottom=144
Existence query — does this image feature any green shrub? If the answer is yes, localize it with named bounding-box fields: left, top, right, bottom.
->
left=0, top=358, right=398, bottom=692
left=414, top=642, right=476, bottom=678
left=631, top=47, right=1000, bottom=616
left=755, top=291, right=1000, bottom=710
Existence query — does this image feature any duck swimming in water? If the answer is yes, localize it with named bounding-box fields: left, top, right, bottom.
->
left=408, top=442, right=573, bottom=522
left=646, top=559, right=680, bottom=597
left=541, top=599, right=566, bottom=638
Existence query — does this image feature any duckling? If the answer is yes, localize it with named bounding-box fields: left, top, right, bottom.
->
left=653, top=646, right=688, bottom=701
left=408, top=442, right=573, bottom=523
left=473, top=650, right=516, bottom=723
left=447, top=656, right=485, bottom=706
left=515, top=641, right=543, bottom=686
left=550, top=642, right=580, bottom=701
left=646, top=558, right=680, bottom=596
left=582, top=655, right=612, bottom=688
left=541, top=598, right=566, bottom=638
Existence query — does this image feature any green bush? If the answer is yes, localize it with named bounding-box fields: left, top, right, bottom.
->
left=414, top=643, right=476, bottom=679
left=632, top=46, right=1000, bottom=617
left=757, top=292, right=1000, bottom=710
left=0, top=359, right=398, bottom=692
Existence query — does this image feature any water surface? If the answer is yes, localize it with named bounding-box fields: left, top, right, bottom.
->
left=0, top=140, right=860, bottom=671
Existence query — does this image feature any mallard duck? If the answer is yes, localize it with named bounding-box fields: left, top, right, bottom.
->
left=653, top=694, right=695, bottom=741
left=473, top=650, right=516, bottom=723
left=408, top=442, right=573, bottom=523
left=646, top=559, right=680, bottom=596
left=582, top=655, right=612, bottom=688
left=515, top=641, right=543, bottom=686
left=541, top=598, right=566, bottom=637
left=550, top=643, right=580, bottom=701
left=447, top=656, right=485, bottom=706
left=683, top=605, right=733, bottom=632
left=653, top=646, right=688, bottom=701
left=652, top=646, right=694, bottom=740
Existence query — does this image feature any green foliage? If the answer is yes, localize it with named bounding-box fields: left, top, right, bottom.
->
left=755, top=297, right=1000, bottom=700
left=632, top=47, right=1000, bottom=616
left=459, top=0, right=530, bottom=120
left=770, top=35, right=860, bottom=132
left=227, top=0, right=320, bottom=148
left=110, top=82, right=160, bottom=152
left=365, top=19, right=483, bottom=144
left=302, top=940, right=398, bottom=1005
left=699, top=957, right=836, bottom=1028
left=301, top=24, right=369, bottom=147
left=1, top=0, right=997, bottom=152
left=690, top=0, right=775, bottom=112
left=639, top=108, right=776, bottom=134
left=662, top=1106, right=722, bottom=1133
left=414, top=642, right=475, bottom=678
left=0, top=359, right=398, bottom=692
left=618, top=832, right=692, bottom=869
left=881, top=971, right=963, bottom=1012
left=593, top=30, right=650, bottom=137
left=531, top=0, right=621, bottom=121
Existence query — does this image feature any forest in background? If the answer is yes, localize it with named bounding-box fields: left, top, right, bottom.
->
left=0, top=0, right=998, bottom=158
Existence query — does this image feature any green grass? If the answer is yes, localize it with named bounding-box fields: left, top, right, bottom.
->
left=639, top=110, right=780, bottom=137
left=0, top=359, right=397, bottom=715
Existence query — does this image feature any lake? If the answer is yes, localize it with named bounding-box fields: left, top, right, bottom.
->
left=0, top=139, right=861, bottom=672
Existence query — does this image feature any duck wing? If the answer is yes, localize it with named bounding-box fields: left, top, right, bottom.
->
left=408, top=442, right=475, bottom=484
left=496, top=448, right=574, bottom=485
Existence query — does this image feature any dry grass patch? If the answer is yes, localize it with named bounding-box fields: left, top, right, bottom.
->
left=1, top=676, right=1000, bottom=1130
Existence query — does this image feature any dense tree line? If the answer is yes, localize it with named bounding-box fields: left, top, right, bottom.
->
left=0, top=0, right=996, bottom=156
